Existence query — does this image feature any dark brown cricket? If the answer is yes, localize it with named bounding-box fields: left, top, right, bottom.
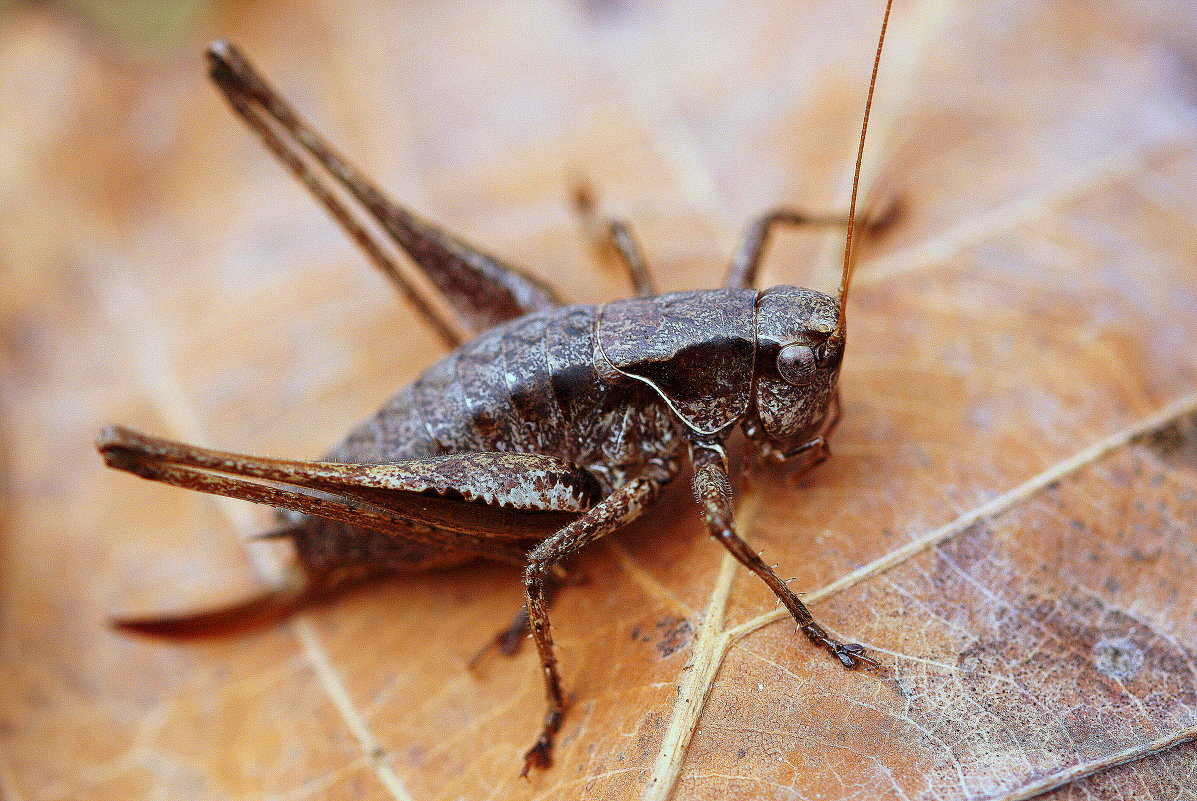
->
left=99, top=0, right=896, bottom=775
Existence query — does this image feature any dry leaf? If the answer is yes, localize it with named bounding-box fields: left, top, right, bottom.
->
left=2, top=0, right=1196, bottom=799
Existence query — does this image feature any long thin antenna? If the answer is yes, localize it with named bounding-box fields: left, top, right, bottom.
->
left=832, top=0, right=895, bottom=346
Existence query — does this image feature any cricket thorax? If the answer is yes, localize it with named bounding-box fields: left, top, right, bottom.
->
left=596, top=289, right=758, bottom=436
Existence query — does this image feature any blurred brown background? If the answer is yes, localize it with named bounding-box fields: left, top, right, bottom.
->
left=2, top=0, right=1197, bottom=799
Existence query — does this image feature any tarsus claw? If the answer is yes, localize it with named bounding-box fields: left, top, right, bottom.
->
left=801, top=623, right=878, bottom=669
left=835, top=642, right=879, bottom=669
left=521, top=708, right=562, bottom=777
left=521, top=739, right=552, bottom=778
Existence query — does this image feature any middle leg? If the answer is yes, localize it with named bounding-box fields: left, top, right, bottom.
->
left=520, top=470, right=668, bottom=775
left=468, top=568, right=574, bottom=668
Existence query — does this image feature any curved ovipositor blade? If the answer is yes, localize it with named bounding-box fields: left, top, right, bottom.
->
left=113, top=564, right=316, bottom=639
left=111, top=541, right=392, bottom=639
left=97, top=426, right=602, bottom=562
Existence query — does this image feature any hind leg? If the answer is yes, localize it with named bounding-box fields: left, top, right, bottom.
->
left=469, top=566, right=580, bottom=668
left=520, top=472, right=668, bottom=775
left=208, top=41, right=562, bottom=346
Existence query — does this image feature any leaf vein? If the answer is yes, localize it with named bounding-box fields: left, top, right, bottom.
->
left=979, top=727, right=1197, bottom=801
left=96, top=270, right=415, bottom=801
left=859, top=128, right=1189, bottom=289
left=725, top=390, right=1197, bottom=645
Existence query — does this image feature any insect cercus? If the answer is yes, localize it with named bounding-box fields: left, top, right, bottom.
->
left=99, top=0, right=896, bottom=774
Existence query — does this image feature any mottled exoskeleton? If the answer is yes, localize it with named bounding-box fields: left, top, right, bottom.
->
left=99, top=2, right=895, bottom=774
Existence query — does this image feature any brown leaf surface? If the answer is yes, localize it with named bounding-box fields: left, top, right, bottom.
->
left=3, top=1, right=1197, bottom=799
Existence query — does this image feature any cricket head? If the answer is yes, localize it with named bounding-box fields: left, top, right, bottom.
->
left=737, top=0, right=893, bottom=466
left=743, top=285, right=844, bottom=463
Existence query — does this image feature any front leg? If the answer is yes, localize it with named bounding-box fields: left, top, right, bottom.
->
left=521, top=469, right=671, bottom=776
left=689, top=438, right=877, bottom=669
left=774, top=391, right=841, bottom=482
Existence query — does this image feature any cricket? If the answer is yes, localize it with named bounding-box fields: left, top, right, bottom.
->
left=99, top=0, right=895, bottom=774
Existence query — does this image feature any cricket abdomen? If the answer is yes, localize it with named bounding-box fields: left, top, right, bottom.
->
left=328, top=304, right=684, bottom=490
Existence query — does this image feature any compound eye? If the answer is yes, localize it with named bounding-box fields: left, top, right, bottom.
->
left=776, top=343, right=817, bottom=386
